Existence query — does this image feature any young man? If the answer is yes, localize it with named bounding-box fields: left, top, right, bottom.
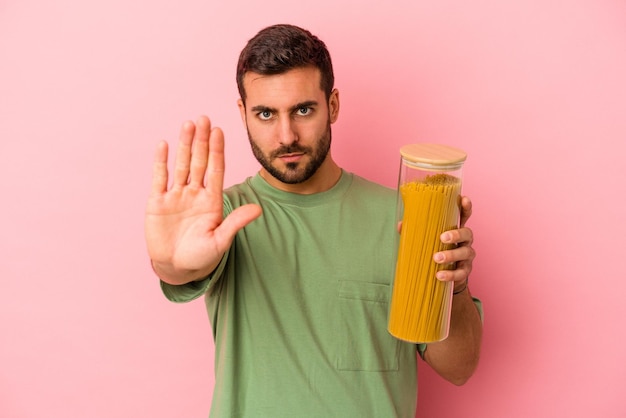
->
left=146, top=24, right=483, bottom=417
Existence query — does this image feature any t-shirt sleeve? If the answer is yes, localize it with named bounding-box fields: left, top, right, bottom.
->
left=417, top=296, right=483, bottom=358
left=159, top=250, right=230, bottom=303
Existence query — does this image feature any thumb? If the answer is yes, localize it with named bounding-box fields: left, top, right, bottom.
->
left=459, top=196, right=472, bottom=227
left=214, top=204, right=263, bottom=246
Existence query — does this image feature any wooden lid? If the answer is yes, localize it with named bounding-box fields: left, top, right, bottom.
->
left=400, top=144, right=467, bottom=169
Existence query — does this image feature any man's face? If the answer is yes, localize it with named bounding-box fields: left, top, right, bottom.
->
left=238, top=67, right=339, bottom=186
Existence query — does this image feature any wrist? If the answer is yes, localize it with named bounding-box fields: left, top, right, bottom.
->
left=453, top=279, right=469, bottom=295
left=151, top=259, right=208, bottom=285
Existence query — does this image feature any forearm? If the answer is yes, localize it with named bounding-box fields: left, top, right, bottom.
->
left=423, top=285, right=483, bottom=385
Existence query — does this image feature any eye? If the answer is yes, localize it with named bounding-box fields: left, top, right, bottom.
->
left=257, top=110, right=273, bottom=120
left=296, top=107, right=311, bottom=116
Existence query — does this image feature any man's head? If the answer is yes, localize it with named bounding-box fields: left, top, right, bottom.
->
left=236, top=24, right=335, bottom=104
left=236, top=25, right=340, bottom=192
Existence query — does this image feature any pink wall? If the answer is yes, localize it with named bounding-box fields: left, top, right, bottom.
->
left=2, top=0, right=625, bottom=416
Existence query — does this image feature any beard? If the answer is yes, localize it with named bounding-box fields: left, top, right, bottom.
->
left=247, top=121, right=332, bottom=184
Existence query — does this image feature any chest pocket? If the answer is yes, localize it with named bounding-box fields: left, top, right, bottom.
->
left=336, top=280, right=400, bottom=371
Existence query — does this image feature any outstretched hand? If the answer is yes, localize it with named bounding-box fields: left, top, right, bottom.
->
left=145, top=116, right=262, bottom=285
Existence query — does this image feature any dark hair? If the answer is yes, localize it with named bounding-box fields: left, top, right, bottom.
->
left=236, top=24, right=335, bottom=103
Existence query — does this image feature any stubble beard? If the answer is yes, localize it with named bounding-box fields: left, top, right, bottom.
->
left=247, top=122, right=332, bottom=185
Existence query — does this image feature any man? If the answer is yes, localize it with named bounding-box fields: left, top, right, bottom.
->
left=145, top=24, right=483, bottom=417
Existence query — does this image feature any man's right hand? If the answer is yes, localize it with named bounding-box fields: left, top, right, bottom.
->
left=145, top=116, right=262, bottom=285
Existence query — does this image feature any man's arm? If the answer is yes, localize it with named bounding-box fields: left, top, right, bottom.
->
left=422, top=286, right=483, bottom=385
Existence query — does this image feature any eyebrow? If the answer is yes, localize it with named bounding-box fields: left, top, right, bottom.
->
left=250, top=100, right=319, bottom=114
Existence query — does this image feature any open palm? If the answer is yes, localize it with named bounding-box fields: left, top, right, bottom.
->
left=145, top=116, right=261, bottom=284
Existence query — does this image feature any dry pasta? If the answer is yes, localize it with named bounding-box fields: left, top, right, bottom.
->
left=388, top=173, right=461, bottom=343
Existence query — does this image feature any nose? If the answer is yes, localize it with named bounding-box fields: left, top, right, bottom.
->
left=277, top=116, right=298, bottom=146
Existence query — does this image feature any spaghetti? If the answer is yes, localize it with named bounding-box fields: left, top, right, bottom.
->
left=388, top=173, right=461, bottom=343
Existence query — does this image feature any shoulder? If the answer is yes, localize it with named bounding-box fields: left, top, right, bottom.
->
left=347, top=173, right=395, bottom=199
left=341, top=172, right=397, bottom=218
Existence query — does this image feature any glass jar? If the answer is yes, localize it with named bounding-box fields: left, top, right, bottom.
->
left=387, top=144, right=467, bottom=343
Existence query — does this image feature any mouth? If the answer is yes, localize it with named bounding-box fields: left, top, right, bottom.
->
left=278, top=152, right=305, bottom=163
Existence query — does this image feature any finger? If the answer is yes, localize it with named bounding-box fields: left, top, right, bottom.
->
left=433, top=244, right=475, bottom=266
left=440, top=227, right=473, bottom=246
left=206, top=126, right=225, bottom=195
left=435, top=263, right=471, bottom=283
left=151, top=141, right=169, bottom=195
left=173, top=121, right=196, bottom=186
left=189, top=116, right=211, bottom=187
left=214, top=204, right=263, bottom=248
left=210, top=204, right=263, bottom=269
left=460, top=196, right=473, bottom=227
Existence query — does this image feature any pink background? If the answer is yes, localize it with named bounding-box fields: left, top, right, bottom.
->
left=2, top=0, right=625, bottom=416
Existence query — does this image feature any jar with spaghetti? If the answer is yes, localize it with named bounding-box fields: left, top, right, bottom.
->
left=387, top=144, right=467, bottom=343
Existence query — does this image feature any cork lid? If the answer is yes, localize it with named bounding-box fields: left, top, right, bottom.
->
left=400, top=144, right=467, bottom=170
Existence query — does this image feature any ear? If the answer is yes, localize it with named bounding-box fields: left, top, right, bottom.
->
left=328, top=89, right=340, bottom=124
left=237, top=98, right=246, bottom=124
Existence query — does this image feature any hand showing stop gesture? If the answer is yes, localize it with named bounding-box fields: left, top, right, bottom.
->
left=145, top=116, right=262, bottom=285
